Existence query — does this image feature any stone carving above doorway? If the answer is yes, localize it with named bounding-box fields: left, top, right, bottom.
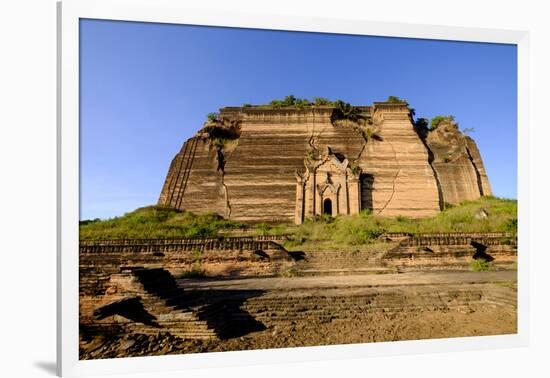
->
left=295, top=146, right=362, bottom=224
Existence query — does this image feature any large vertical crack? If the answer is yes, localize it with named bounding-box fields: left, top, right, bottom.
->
left=353, top=134, right=368, bottom=163
left=307, top=123, right=316, bottom=150
left=307, top=115, right=327, bottom=153
left=465, top=145, right=485, bottom=196
left=377, top=139, right=400, bottom=215
left=215, top=145, right=232, bottom=218
left=417, top=133, right=444, bottom=210
left=348, top=121, right=379, bottom=164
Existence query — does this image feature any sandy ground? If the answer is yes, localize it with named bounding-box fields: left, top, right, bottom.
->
left=80, top=304, right=516, bottom=359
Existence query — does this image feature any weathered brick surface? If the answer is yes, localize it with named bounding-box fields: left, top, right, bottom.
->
left=158, top=102, right=491, bottom=223
left=426, top=120, right=492, bottom=204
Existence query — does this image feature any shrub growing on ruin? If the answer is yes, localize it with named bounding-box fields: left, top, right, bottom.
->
left=470, top=258, right=491, bottom=272
left=176, top=249, right=207, bottom=278
left=178, top=269, right=206, bottom=279
left=350, top=164, right=361, bottom=175
left=430, top=115, right=455, bottom=130
left=362, top=126, right=382, bottom=141
left=306, top=148, right=319, bottom=160
left=387, top=95, right=408, bottom=104
left=256, top=222, right=272, bottom=236
left=269, top=95, right=312, bottom=108
left=312, top=97, right=334, bottom=106
left=331, top=100, right=364, bottom=123
left=278, top=267, right=300, bottom=277
left=414, top=117, right=430, bottom=138
left=504, top=218, right=518, bottom=235
left=207, top=112, right=219, bottom=122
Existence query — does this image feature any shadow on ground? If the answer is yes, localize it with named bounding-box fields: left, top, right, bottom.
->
left=93, top=268, right=266, bottom=340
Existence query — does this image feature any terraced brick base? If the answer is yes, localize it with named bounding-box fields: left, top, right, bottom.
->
left=80, top=270, right=517, bottom=359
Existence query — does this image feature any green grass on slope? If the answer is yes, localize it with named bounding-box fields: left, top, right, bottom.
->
left=79, top=206, right=243, bottom=240
left=259, top=196, right=517, bottom=247
left=80, top=196, right=516, bottom=244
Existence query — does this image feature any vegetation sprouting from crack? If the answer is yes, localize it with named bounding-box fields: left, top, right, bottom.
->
left=352, top=123, right=382, bottom=164
left=200, top=113, right=241, bottom=218
left=199, top=112, right=241, bottom=144
left=330, top=100, right=366, bottom=124
left=305, top=113, right=329, bottom=162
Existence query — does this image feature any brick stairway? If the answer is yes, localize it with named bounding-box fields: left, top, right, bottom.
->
left=89, top=268, right=266, bottom=340
left=130, top=268, right=221, bottom=339
left=293, top=249, right=396, bottom=276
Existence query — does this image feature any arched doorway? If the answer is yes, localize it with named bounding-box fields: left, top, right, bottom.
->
left=323, top=198, right=333, bottom=216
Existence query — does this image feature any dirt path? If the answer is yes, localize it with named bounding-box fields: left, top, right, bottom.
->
left=178, top=270, right=517, bottom=291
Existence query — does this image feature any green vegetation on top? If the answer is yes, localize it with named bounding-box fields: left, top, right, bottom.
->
left=201, top=112, right=241, bottom=147
left=330, top=100, right=365, bottom=123
left=262, top=95, right=342, bottom=109
left=207, top=112, right=220, bottom=122
left=243, top=95, right=409, bottom=110
left=237, top=95, right=367, bottom=123
left=79, top=206, right=243, bottom=240
left=268, top=95, right=314, bottom=108
left=386, top=95, right=408, bottom=104
left=414, top=115, right=458, bottom=137
left=430, top=115, right=455, bottom=130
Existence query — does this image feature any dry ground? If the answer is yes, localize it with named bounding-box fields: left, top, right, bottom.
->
left=80, top=271, right=516, bottom=359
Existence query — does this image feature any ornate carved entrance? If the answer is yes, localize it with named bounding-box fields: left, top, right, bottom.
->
left=295, top=146, right=362, bottom=224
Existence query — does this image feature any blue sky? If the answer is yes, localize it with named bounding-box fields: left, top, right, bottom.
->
left=80, top=19, right=517, bottom=220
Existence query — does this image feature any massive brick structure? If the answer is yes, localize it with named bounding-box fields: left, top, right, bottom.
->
left=158, top=100, right=491, bottom=224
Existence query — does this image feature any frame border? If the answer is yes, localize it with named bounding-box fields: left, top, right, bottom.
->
left=58, top=0, right=530, bottom=376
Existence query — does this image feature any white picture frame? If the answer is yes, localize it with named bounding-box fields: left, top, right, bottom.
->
left=57, top=0, right=530, bottom=376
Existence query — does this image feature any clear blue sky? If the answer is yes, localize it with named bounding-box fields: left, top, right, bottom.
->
left=80, top=19, right=517, bottom=220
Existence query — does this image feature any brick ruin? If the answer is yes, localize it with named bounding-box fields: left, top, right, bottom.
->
left=79, top=232, right=517, bottom=357
left=158, top=101, right=491, bottom=224
left=80, top=100, right=514, bottom=359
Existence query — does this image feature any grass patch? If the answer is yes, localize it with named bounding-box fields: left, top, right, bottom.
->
left=470, top=259, right=492, bottom=272
left=430, top=115, right=455, bottom=130
left=278, top=267, right=300, bottom=278
left=177, top=269, right=207, bottom=279
left=382, top=196, right=517, bottom=235
left=251, top=196, right=517, bottom=247
left=177, top=249, right=207, bottom=278
left=256, top=222, right=272, bottom=236
left=79, top=205, right=243, bottom=240
left=81, top=197, right=516, bottom=245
